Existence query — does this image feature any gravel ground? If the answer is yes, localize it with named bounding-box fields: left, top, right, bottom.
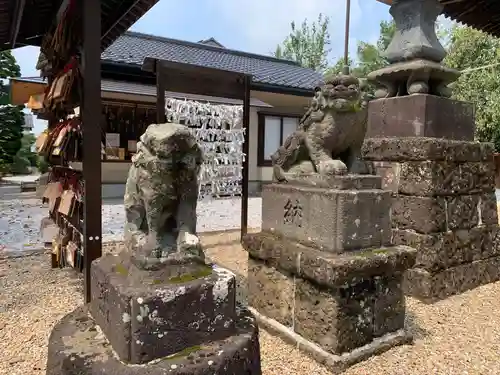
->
left=0, top=187, right=261, bottom=252
left=2, top=242, right=500, bottom=375
left=2, top=183, right=500, bottom=374
left=1, top=180, right=497, bottom=254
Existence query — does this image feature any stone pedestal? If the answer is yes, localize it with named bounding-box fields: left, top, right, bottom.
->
left=242, top=175, right=416, bottom=373
left=46, top=252, right=262, bottom=374
left=367, top=95, right=475, bottom=141
left=363, top=137, right=500, bottom=302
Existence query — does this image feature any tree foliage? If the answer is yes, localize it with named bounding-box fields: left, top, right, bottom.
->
left=274, top=13, right=331, bottom=72
left=10, top=132, right=37, bottom=175
left=274, top=14, right=395, bottom=77
left=37, top=155, right=50, bottom=174
left=0, top=105, right=24, bottom=166
left=353, top=20, right=395, bottom=78
left=324, top=20, right=395, bottom=97
left=327, top=57, right=354, bottom=76
left=0, top=50, right=24, bottom=170
left=444, top=26, right=500, bottom=150
left=0, top=51, right=20, bottom=79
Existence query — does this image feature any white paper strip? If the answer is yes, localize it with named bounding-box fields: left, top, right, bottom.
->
left=165, top=97, right=244, bottom=200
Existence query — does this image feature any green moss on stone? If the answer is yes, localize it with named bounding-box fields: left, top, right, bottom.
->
left=164, top=345, right=202, bottom=360
left=114, top=264, right=128, bottom=276
left=168, top=266, right=212, bottom=284
left=354, top=248, right=390, bottom=258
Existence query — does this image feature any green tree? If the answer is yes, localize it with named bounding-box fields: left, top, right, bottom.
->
left=274, top=14, right=331, bottom=72
left=353, top=20, right=396, bottom=78
left=326, top=57, right=354, bottom=76
left=444, top=26, right=500, bottom=150
left=37, top=155, right=50, bottom=174
left=10, top=133, right=36, bottom=174
left=0, top=51, right=20, bottom=79
left=0, top=50, right=24, bottom=172
left=325, top=20, right=396, bottom=96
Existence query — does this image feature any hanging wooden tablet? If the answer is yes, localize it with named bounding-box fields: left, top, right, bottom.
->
left=52, top=70, right=73, bottom=102
left=43, top=181, right=62, bottom=200
left=58, top=189, right=75, bottom=216
left=66, top=241, right=78, bottom=268
left=35, top=132, right=49, bottom=153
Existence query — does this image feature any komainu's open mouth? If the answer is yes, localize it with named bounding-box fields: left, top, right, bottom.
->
left=331, top=97, right=359, bottom=111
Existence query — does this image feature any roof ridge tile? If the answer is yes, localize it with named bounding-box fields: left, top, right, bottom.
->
left=123, top=31, right=302, bottom=66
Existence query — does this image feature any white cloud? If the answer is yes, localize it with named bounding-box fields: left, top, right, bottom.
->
left=210, top=0, right=361, bottom=60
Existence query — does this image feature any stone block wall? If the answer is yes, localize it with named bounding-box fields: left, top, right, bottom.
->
left=363, top=137, right=500, bottom=301
left=243, top=232, right=414, bottom=355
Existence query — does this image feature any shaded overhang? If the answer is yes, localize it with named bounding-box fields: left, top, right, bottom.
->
left=0, top=0, right=160, bottom=51
left=10, top=76, right=273, bottom=108
left=376, top=0, right=500, bottom=37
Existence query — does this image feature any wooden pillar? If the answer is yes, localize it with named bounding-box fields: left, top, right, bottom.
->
left=240, top=76, right=251, bottom=238
left=82, top=0, right=102, bottom=303
left=156, top=61, right=166, bottom=123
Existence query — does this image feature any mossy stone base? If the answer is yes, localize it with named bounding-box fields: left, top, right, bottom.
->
left=89, top=252, right=238, bottom=364
left=248, top=257, right=409, bottom=355
left=243, top=231, right=415, bottom=359
left=250, top=306, right=411, bottom=375
left=46, top=305, right=262, bottom=375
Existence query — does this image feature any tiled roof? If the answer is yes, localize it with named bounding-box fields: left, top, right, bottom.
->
left=101, top=31, right=323, bottom=91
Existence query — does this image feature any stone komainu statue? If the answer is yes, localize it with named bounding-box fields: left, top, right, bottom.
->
left=271, top=73, right=370, bottom=182
left=124, top=122, right=204, bottom=269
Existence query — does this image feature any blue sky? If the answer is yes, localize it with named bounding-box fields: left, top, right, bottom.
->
left=13, top=0, right=395, bottom=134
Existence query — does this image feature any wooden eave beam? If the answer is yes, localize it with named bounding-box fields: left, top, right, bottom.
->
left=101, top=0, right=142, bottom=43
left=10, top=0, right=26, bottom=48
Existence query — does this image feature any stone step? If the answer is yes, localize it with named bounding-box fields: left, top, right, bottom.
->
left=47, top=305, right=261, bottom=375
left=20, top=181, right=37, bottom=192
left=243, top=231, right=416, bottom=289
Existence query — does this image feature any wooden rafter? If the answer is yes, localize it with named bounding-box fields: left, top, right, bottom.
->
left=9, top=0, right=25, bottom=48
left=375, top=0, right=500, bottom=38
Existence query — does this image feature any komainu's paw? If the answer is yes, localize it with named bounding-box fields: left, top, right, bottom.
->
left=317, top=159, right=347, bottom=175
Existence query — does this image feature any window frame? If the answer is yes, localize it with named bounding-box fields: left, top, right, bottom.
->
left=257, top=112, right=301, bottom=167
